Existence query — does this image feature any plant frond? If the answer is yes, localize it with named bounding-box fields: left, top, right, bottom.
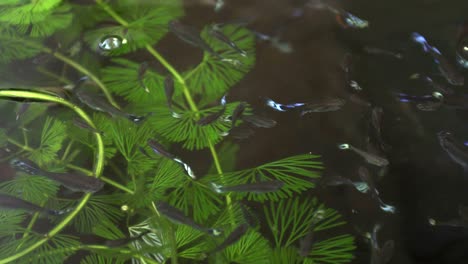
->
left=101, top=58, right=182, bottom=105
left=0, top=27, right=43, bottom=64
left=175, top=225, right=208, bottom=260
left=81, top=254, right=127, bottom=264
left=0, top=174, right=59, bottom=204
left=207, top=154, right=323, bottom=202
left=184, top=24, right=256, bottom=101
left=59, top=194, right=124, bottom=233
left=129, top=218, right=165, bottom=263
left=269, top=247, right=302, bottom=264
left=221, top=230, right=271, bottom=264
left=305, top=234, right=356, bottom=264
left=84, top=0, right=183, bottom=56
left=168, top=178, right=223, bottom=223
left=29, top=116, right=67, bottom=166
left=0, top=211, right=25, bottom=235
left=92, top=217, right=125, bottom=240
left=19, top=234, right=80, bottom=264
left=264, top=197, right=346, bottom=248
left=144, top=102, right=239, bottom=150
left=17, top=103, right=48, bottom=128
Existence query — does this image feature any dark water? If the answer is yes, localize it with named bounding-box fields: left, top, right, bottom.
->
left=213, top=0, right=468, bottom=263
left=3, top=0, right=468, bottom=263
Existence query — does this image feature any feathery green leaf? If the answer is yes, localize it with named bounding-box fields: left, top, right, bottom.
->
left=0, top=174, right=60, bottom=204
left=305, top=234, right=356, bottom=264
left=29, top=117, right=67, bottom=166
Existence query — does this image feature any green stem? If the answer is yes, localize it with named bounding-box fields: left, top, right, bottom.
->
left=95, top=0, right=129, bottom=27
left=36, top=66, right=72, bottom=85
left=0, top=90, right=105, bottom=264
left=61, top=140, right=74, bottom=161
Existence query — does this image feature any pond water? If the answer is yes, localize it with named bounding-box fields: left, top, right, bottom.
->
left=1, top=0, right=468, bottom=263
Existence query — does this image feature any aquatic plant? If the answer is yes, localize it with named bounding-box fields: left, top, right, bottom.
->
left=0, top=0, right=355, bottom=263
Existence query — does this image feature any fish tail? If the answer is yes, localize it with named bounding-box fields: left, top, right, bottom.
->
left=208, top=228, right=223, bottom=236
left=411, top=32, right=430, bottom=52
left=211, top=182, right=224, bottom=193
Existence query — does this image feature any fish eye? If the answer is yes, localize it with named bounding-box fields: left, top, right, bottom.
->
left=338, top=143, right=349, bottom=149
left=121, top=205, right=129, bottom=211
left=432, top=92, right=444, bottom=100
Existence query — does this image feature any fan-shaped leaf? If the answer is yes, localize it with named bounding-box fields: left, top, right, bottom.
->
left=0, top=27, right=43, bottom=64
left=29, top=117, right=67, bottom=166
left=184, top=24, right=255, bottom=101
left=0, top=174, right=59, bottom=204
left=222, top=230, right=271, bottom=264
left=304, top=234, right=356, bottom=264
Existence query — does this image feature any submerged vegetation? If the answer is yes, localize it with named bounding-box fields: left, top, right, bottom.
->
left=0, top=0, right=355, bottom=263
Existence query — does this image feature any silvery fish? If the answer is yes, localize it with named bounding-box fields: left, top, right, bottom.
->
left=0, top=193, right=69, bottom=215
left=209, top=26, right=247, bottom=56
left=229, top=126, right=255, bottom=140
left=105, top=230, right=151, bottom=247
left=211, top=180, right=284, bottom=194
left=10, top=159, right=104, bottom=193
left=211, top=224, right=249, bottom=253
left=363, top=46, right=403, bottom=59
left=264, top=97, right=305, bottom=112
left=72, top=117, right=103, bottom=135
left=321, top=174, right=355, bottom=187
left=242, top=114, right=277, bottom=128
left=147, top=139, right=196, bottom=179
left=197, top=96, right=227, bottom=126
left=413, top=74, right=454, bottom=95
left=370, top=224, right=394, bottom=264
left=169, top=20, right=221, bottom=59
left=138, top=62, right=150, bottom=93
left=307, top=0, right=369, bottom=29
left=300, top=98, right=346, bottom=115
left=429, top=205, right=468, bottom=228
left=411, top=32, right=464, bottom=86
left=74, top=77, right=146, bottom=124
left=438, top=131, right=468, bottom=172
left=370, top=107, right=390, bottom=151
left=338, top=144, right=389, bottom=167
left=358, top=167, right=396, bottom=214
left=15, top=103, right=30, bottom=121
left=156, top=201, right=221, bottom=236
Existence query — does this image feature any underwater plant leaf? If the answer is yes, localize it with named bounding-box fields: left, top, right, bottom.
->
left=16, top=103, right=48, bottom=128
left=208, top=154, right=323, bottom=202
left=101, top=58, right=182, bottom=105
left=0, top=0, right=62, bottom=15
left=0, top=27, right=43, bottom=64
left=129, top=218, right=165, bottom=263
left=84, top=0, right=183, bottom=56
left=184, top=24, right=255, bottom=101
left=92, top=217, right=126, bottom=240
left=0, top=174, right=60, bottom=204
left=61, top=194, right=124, bottom=233
left=19, top=234, right=80, bottom=264
left=81, top=254, right=127, bottom=264
left=0, top=211, right=25, bottom=235
left=221, top=230, right=271, bottom=264
left=264, top=197, right=346, bottom=248
left=104, top=119, right=156, bottom=176
left=168, top=178, right=223, bottom=223
left=269, top=247, right=302, bottom=264
left=9, top=4, right=73, bottom=37
left=143, top=103, right=238, bottom=150
left=207, top=142, right=240, bottom=175
left=304, top=234, right=356, bottom=264
left=29, top=117, right=67, bottom=166
left=175, top=225, right=208, bottom=260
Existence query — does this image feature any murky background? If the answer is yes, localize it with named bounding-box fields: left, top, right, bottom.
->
left=3, top=0, right=468, bottom=263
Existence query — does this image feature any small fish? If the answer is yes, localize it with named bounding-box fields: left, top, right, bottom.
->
left=198, top=96, right=227, bottom=126
left=412, top=74, right=454, bottom=95
left=147, top=139, right=176, bottom=160
left=211, top=180, right=284, bottom=194
left=437, top=131, right=468, bottom=172
left=169, top=20, right=221, bottom=59
left=15, top=103, right=30, bottom=121
left=307, top=0, right=368, bottom=29
left=358, top=167, right=396, bottom=214
left=411, top=32, right=464, bottom=86
left=395, top=92, right=440, bottom=104
left=242, top=114, right=277, bottom=128
left=228, top=126, right=255, bottom=140
left=363, top=46, right=403, bottom=59
left=370, top=107, right=390, bottom=151
left=105, top=230, right=151, bottom=247
left=299, top=224, right=315, bottom=257
left=300, top=98, right=346, bottom=115
left=138, top=62, right=150, bottom=93
left=0, top=193, right=70, bottom=215
left=214, top=0, right=225, bottom=12
left=72, top=117, right=103, bottom=135
left=74, top=77, right=146, bottom=124
left=230, top=102, right=246, bottom=129
left=209, top=26, right=247, bottom=56
left=349, top=80, right=363, bottom=92
left=370, top=224, right=394, bottom=264
left=10, top=159, right=104, bottom=193
left=164, top=76, right=175, bottom=110
left=147, top=139, right=196, bottom=179
left=211, top=224, right=248, bottom=253
left=416, top=101, right=443, bottom=111
left=321, top=174, right=355, bottom=187
left=156, top=201, right=221, bottom=236
left=264, top=97, right=305, bottom=112
left=338, top=144, right=389, bottom=167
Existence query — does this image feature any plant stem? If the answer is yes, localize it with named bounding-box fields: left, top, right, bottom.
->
left=36, top=66, right=72, bottom=84
left=61, top=140, right=74, bottom=161
left=0, top=90, right=104, bottom=264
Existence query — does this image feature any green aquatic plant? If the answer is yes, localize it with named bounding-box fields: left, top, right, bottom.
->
left=0, top=0, right=355, bottom=263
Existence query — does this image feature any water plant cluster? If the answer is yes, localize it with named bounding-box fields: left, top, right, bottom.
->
left=0, top=0, right=355, bottom=263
